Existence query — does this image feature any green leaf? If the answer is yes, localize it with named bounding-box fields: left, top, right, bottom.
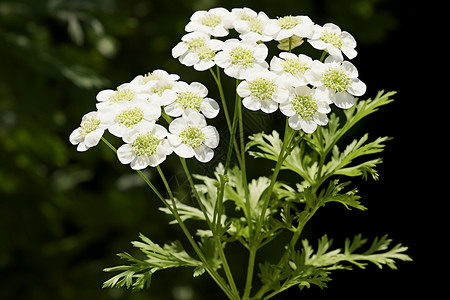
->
left=323, top=134, right=391, bottom=181
left=318, top=180, right=366, bottom=211
left=303, top=234, right=412, bottom=271
left=307, top=90, right=396, bottom=157
left=103, top=234, right=202, bottom=291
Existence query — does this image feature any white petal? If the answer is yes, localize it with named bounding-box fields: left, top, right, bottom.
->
left=342, top=46, right=357, bottom=59
left=117, top=144, right=135, bottom=164
left=272, top=89, right=290, bottom=104
left=174, top=143, right=195, bottom=158
left=288, top=115, right=302, bottom=130
left=152, top=124, right=168, bottom=139
left=84, top=129, right=104, bottom=147
left=254, top=44, right=269, bottom=61
left=334, top=92, right=355, bottom=109
left=194, top=145, right=214, bottom=162
left=300, top=119, right=317, bottom=133
left=169, top=117, right=188, bottom=134
left=96, top=89, right=115, bottom=102
left=201, top=98, right=220, bottom=118
left=314, top=112, right=329, bottom=126
left=130, top=156, right=149, bottom=170
left=194, top=60, right=215, bottom=71
left=190, top=82, right=208, bottom=97
left=180, top=52, right=199, bottom=66
left=69, top=130, right=83, bottom=145
left=186, top=111, right=207, bottom=127
left=242, top=97, right=261, bottom=111
left=279, top=102, right=296, bottom=117
left=147, top=154, right=165, bottom=167
left=202, top=126, right=219, bottom=148
left=260, top=99, right=278, bottom=113
left=342, top=61, right=359, bottom=77
left=164, top=103, right=183, bottom=117
left=77, top=142, right=89, bottom=152
left=172, top=42, right=188, bottom=58
left=348, top=79, right=366, bottom=96
left=236, top=81, right=251, bottom=98
left=214, top=51, right=230, bottom=68
left=167, top=133, right=182, bottom=146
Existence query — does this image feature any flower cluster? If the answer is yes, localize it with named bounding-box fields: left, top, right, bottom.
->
left=70, top=6, right=367, bottom=168
left=70, top=69, right=220, bottom=169
left=173, top=7, right=366, bottom=133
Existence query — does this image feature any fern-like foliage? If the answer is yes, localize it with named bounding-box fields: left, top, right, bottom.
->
left=103, top=233, right=206, bottom=291
left=258, top=234, right=411, bottom=298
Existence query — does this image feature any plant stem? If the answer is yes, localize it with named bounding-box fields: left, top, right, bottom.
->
left=243, top=244, right=257, bottom=298
left=209, top=66, right=243, bottom=168
left=100, top=137, right=236, bottom=300
left=254, top=118, right=295, bottom=240
left=179, top=157, right=239, bottom=299
left=236, top=79, right=252, bottom=234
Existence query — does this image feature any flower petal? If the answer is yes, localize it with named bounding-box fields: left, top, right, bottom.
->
left=117, top=144, right=135, bottom=164
left=194, top=145, right=214, bottom=162
left=202, top=126, right=219, bottom=148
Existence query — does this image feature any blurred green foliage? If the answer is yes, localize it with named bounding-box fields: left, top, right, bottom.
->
left=0, top=0, right=400, bottom=299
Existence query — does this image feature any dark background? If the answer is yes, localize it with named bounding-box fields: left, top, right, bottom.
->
left=0, top=0, right=435, bottom=299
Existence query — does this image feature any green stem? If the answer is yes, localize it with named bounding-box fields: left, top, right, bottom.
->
left=236, top=79, right=252, bottom=234
left=253, top=206, right=318, bottom=299
left=320, top=50, right=328, bottom=62
left=100, top=137, right=236, bottom=300
left=254, top=119, right=295, bottom=241
left=179, top=157, right=213, bottom=227
left=209, top=67, right=243, bottom=168
left=243, top=245, right=257, bottom=298
left=179, top=157, right=239, bottom=299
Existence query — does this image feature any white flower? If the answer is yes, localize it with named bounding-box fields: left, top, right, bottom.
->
left=185, top=7, right=233, bottom=37
left=97, top=98, right=161, bottom=138
left=236, top=70, right=289, bottom=113
left=279, top=86, right=331, bottom=133
left=117, top=122, right=172, bottom=170
left=95, top=85, right=148, bottom=109
left=164, top=81, right=219, bottom=119
left=172, top=32, right=224, bottom=71
left=126, top=70, right=180, bottom=94
left=144, top=77, right=181, bottom=107
left=308, top=23, right=357, bottom=60
left=231, top=8, right=278, bottom=42
left=273, top=15, right=314, bottom=41
left=69, top=111, right=107, bottom=152
left=270, top=52, right=312, bottom=87
left=168, top=112, right=219, bottom=163
left=305, top=56, right=366, bottom=109
left=214, top=39, right=269, bottom=79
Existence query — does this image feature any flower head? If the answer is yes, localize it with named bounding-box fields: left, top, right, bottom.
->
left=69, top=111, right=107, bottom=152
left=168, top=112, right=219, bottom=162
left=237, top=70, right=289, bottom=113
left=185, top=7, right=233, bottom=37
left=95, top=84, right=150, bottom=111
left=280, top=86, right=331, bottom=133
left=270, top=52, right=312, bottom=87
left=164, top=81, right=219, bottom=119
left=214, top=39, right=268, bottom=79
left=127, top=70, right=180, bottom=94
left=172, top=32, right=224, bottom=71
left=117, top=122, right=172, bottom=170
left=273, top=15, right=314, bottom=41
left=308, top=23, right=357, bottom=60
left=305, top=56, right=366, bottom=108
left=231, top=8, right=278, bottom=42
left=97, top=98, right=161, bottom=138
